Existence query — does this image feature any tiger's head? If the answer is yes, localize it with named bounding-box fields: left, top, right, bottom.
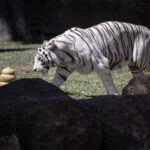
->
left=33, top=34, right=75, bottom=75
left=33, top=40, right=56, bottom=75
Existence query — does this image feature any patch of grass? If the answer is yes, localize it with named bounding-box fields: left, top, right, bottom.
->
left=0, top=42, right=133, bottom=98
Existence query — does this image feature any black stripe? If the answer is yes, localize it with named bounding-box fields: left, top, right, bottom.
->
left=81, top=56, right=86, bottom=66
left=79, top=28, right=92, bottom=41
left=64, top=34, right=76, bottom=50
left=126, top=24, right=134, bottom=50
left=122, top=23, right=133, bottom=49
left=108, top=22, right=123, bottom=61
left=134, top=25, right=139, bottom=36
left=105, top=22, right=115, bottom=34
left=75, top=28, right=94, bottom=49
left=81, top=29, right=101, bottom=58
left=102, top=23, right=121, bottom=63
left=70, top=29, right=92, bottom=51
left=56, top=40, right=70, bottom=45
left=67, top=33, right=81, bottom=63
left=105, top=22, right=122, bottom=60
left=44, top=54, right=48, bottom=61
left=135, top=37, right=138, bottom=65
left=88, top=28, right=105, bottom=57
left=138, top=35, right=144, bottom=69
left=51, top=61, right=55, bottom=67
left=68, top=33, right=76, bottom=41
left=93, top=26, right=108, bottom=59
left=129, top=24, right=136, bottom=40
left=88, top=28, right=100, bottom=48
left=63, top=51, right=75, bottom=63
left=83, top=30, right=101, bottom=57
left=101, top=23, right=112, bottom=36
left=58, top=73, right=67, bottom=81
left=93, top=26, right=106, bottom=51
left=142, top=37, right=147, bottom=69
left=90, top=58, right=94, bottom=70
left=99, top=24, right=113, bottom=65
left=59, top=66, right=72, bottom=73
left=70, top=28, right=99, bottom=62
left=49, top=52, right=54, bottom=62
left=121, top=23, right=131, bottom=59
left=113, top=22, right=126, bottom=58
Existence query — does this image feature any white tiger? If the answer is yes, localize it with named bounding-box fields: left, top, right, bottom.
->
left=33, top=21, right=150, bottom=95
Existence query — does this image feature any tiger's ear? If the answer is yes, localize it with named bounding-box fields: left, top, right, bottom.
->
left=48, top=40, right=63, bottom=52
left=48, top=40, right=56, bottom=52
left=49, top=39, right=72, bottom=51
left=50, top=40, right=55, bottom=51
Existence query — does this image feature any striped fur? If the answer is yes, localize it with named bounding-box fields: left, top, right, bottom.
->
left=33, top=21, right=150, bottom=95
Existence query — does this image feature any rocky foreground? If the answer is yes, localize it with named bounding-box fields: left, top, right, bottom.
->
left=0, top=76, right=150, bottom=150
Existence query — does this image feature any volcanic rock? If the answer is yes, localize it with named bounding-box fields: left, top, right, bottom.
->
left=0, top=78, right=102, bottom=150
left=122, top=75, right=150, bottom=95
left=79, top=94, right=150, bottom=150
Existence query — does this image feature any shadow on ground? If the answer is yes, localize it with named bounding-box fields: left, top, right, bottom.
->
left=0, top=48, right=32, bottom=53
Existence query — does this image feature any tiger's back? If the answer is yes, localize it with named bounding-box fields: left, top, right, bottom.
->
left=65, top=21, right=150, bottom=71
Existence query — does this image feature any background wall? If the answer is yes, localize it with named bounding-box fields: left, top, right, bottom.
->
left=0, top=0, right=150, bottom=42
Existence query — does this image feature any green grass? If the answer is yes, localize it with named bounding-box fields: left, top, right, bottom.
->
left=0, top=42, right=133, bottom=98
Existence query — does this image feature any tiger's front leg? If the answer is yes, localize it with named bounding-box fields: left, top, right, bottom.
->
left=52, top=66, right=74, bottom=87
left=95, top=62, right=118, bottom=95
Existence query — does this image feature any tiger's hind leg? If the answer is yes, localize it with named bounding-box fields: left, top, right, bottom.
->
left=128, top=63, right=144, bottom=77
left=95, top=62, right=118, bottom=95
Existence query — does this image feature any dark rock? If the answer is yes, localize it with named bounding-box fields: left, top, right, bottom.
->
left=0, top=135, right=21, bottom=150
left=122, top=75, right=150, bottom=95
left=1, top=78, right=150, bottom=150
left=0, top=78, right=102, bottom=150
left=0, top=78, right=69, bottom=101
left=79, top=94, right=150, bottom=150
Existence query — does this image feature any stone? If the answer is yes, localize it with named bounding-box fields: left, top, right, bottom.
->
left=122, top=75, right=150, bottom=95
left=0, top=78, right=69, bottom=100
left=1, top=78, right=150, bottom=150
left=0, top=135, right=21, bottom=150
left=79, top=94, right=150, bottom=150
left=0, top=78, right=102, bottom=150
